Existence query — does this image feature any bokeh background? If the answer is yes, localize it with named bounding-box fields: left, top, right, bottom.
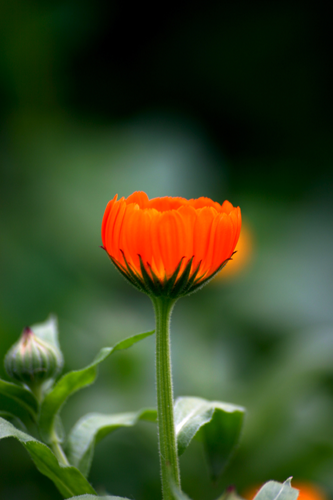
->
left=1, top=1, right=333, bottom=499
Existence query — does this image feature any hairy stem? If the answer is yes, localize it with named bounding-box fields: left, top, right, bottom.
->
left=152, top=296, right=180, bottom=500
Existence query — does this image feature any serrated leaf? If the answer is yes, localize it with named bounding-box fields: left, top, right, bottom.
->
left=0, top=411, right=26, bottom=431
left=39, top=330, right=154, bottom=444
left=0, top=378, right=38, bottom=420
left=66, top=408, right=157, bottom=476
left=68, top=496, right=130, bottom=500
left=253, top=479, right=299, bottom=500
left=0, top=417, right=96, bottom=498
left=174, top=397, right=245, bottom=480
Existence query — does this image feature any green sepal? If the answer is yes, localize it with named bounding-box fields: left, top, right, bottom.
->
left=66, top=408, right=157, bottom=477
left=148, top=262, right=167, bottom=294
left=121, top=252, right=148, bottom=293
left=162, top=257, right=185, bottom=296
left=179, top=260, right=203, bottom=296
left=170, top=257, right=194, bottom=298
left=112, top=255, right=146, bottom=293
left=185, top=254, right=234, bottom=296
left=139, top=255, right=163, bottom=296
left=0, top=417, right=96, bottom=498
left=106, top=249, right=235, bottom=299
left=39, top=330, right=154, bottom=444
left=108, top=251, right=145, bottom=293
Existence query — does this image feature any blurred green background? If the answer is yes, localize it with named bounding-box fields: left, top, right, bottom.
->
left=1, top=1, right=333, bottom=499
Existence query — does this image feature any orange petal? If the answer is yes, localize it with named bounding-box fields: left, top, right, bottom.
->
left=205, top=217, right=222, bottom=275
left=211, top=214, right=234, bottom=272
left=193, top=207, right=216, bottom=275
left=149, top=209, right=164, bottom=279
left=109, top=198, right=127, bottom=265
left=190, top=197, right=222, bottom=212
left=157, top=211, right=184, bottom=277
left=120, top=204, right=142, bottom=273
left=137, top=209, right=154, bottom=269
left=220, top=200, right=234, bottom=214
left=104, top=198, right=123, bottom=255
left=149, top=196, right=192, bottom=212
left=101, top=194, right=117, bottom=248
left=230, top=207, right=242, bottom=250
left=123, top=207, right=154, bottom=275
left=126, top=191, right=149, bottom=208
left=178, top=205, right=197, bottom=268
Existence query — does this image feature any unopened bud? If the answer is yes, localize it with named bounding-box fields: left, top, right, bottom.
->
left=4, top=327, right=63, bottom=387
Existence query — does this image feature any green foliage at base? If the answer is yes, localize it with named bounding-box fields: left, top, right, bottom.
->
left=0, top=316, right=155, bottom=499
left=0, top=417, right=96, bottom=498
left=66, top=409, right=157, bottom=477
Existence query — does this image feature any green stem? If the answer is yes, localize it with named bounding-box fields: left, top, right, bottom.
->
left=31, top=383, right=69, bottom=466
left=152, top=296, right=180, bottom=500
left=50, top=436, right=69, bottom=466
left=28, top=381, right=44, bottom=406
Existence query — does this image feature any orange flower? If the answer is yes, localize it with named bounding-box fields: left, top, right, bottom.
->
left=101, top=191, right=241, bottom=298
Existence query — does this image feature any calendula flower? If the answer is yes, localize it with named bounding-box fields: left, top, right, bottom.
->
left=101, top=191, right=242, bottom=499
left=101, top=191, right=241, bottom=298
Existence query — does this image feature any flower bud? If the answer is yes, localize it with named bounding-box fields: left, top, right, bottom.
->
left=4, top=327, right=63, bottom=387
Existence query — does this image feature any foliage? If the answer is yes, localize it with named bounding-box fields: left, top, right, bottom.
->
left=0, top=317, right=155, bottom=498
left=174, top=396, right=245, bottom=479
left=0, top=316, right=249, bottom=499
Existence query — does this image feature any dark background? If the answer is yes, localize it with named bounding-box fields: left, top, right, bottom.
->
left=1, top=1, right=333, bottom=499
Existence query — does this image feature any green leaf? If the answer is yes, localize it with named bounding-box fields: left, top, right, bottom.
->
left=68, top=496, right=130, bottom=500
left=253, top=479, right=299, bottom=500
left=174, top=396, right=245, bottom=480
left=0, top=378, right=38, bottom=420
left=0, top=411, right=26, bottom=431
left=66, top=408, right=157, bottom=476
left=0, top=417, right=96, bottom=498
left=39, top=330, right=154, bottom=443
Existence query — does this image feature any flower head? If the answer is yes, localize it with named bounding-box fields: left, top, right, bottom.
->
left=101, top=191, right=241, bottom=298
left=5, top=327, right=63, bottom=386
